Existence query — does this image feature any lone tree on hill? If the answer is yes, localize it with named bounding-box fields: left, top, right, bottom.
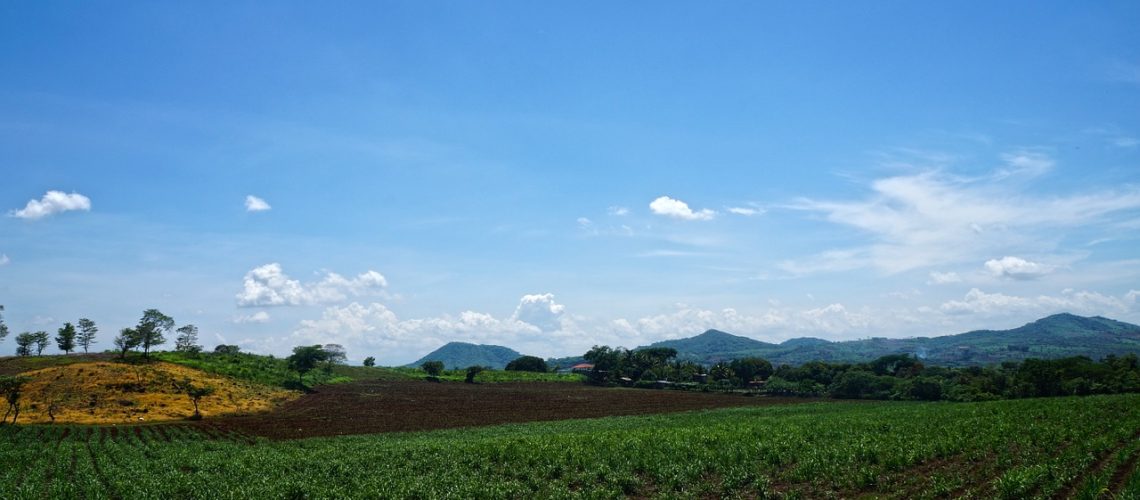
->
left=505, top=355, right=548, bottom=373
left=175, top=324, right=202, bottom=354
left=14, top=332, right=35, bottom=356
left=0, top=305, right=9, bottom=343
left=0, top=376, right=29, bottom=425
left=362, top=356, right=376, bottom=367
left=32, top=331, right=49, bottom=356
left=322, top=344, right=347, bottom=374
left=174, top=378, right=216, bottom=420
left=135, top=309, right=174, bottom=358
left=420, top=360, right=444, bottom=378
left=114, top=328, right=140, bottom=358
left=287, top=345, right=330, bottom=386
left=56, top=322, right=77, bottom=354
left=76, top=318, right=98, bottom=353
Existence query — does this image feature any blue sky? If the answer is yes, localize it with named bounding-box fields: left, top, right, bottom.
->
left=2, top=2, right=1139, bottom=364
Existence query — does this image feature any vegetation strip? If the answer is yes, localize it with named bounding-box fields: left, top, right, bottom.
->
left=0, top=394, right=1138, bottom=498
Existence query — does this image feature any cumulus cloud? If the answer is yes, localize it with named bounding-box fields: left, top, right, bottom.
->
left=649, top=196, right=716, bottom=221
left=511, top=293, right=566, bottom=332
left=8, top=191, right=91, bottom=220
left=984, top=256, right=1052, bottom=280
left=289, top=298, right=560, bottom=364
left=245, top=195, right=271, bottom=212
left=236, top=263, right=388, bottom=307
left=928, top=271, right=962, bottom=284
left=233, top=311, right=271, bottom=324
left=786, top=171, right=1140, bottom=274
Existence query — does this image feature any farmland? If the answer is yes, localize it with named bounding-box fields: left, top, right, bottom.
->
left=2, top=392, right=1140, bottom=498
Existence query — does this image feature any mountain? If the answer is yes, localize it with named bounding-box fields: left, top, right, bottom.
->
left=647, top=330, right=777, bottom=363
left=639, top=314, right=1140, bottom=367
left=407, top=342, right=524, bottom=370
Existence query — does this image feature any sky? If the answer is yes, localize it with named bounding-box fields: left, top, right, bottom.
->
left=2, top=2, right=1139, bottom=365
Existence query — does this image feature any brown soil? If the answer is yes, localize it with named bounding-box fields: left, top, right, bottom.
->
left=202, top=379, right=812, bottom=440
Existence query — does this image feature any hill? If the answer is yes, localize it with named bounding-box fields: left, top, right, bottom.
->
left=640, top=314, right=1140, bottom=367
left=12, top=361, right=298, bottom=424
left=408, top=342, right=524, bottom=370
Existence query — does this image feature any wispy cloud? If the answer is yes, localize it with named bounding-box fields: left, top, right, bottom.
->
left=244, top=195, right=271, bottom=212
left=784, top=169, right=1140, bottom=274
left=0, top=254, right=9, bottom=266
left=233, top=311, right=271, bottom=324
left=607, top=206, right=630, bottom=216
left=927, top=271, right=961, bottom=284
left=8, top=190, right=91, bottom=220
left=649, top=196, right=716, bottom=221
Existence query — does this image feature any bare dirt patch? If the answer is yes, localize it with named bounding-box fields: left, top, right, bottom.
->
left=203, top=379, right=813, bottom=440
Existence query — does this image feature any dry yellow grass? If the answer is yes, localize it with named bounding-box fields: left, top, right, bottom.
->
left=14, top=361, right=299, bottom=424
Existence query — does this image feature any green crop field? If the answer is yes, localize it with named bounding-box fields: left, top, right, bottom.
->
left=2, top=394, right=1140, bottom=499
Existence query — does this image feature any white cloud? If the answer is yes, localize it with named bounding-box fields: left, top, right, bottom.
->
left=233, top=311, right=271, bottom=324
left=608, top=206, right=630, bottom=216
left=576, top=217, right=592, bottom=228
left=997, top=151, right=1054, bottom=179
left=727, top=207, right=763, bottom=216
left=939, top=288, right=1137, bottom=317
left=786, top=171, right=1140, bottom=274
left=1113, top=137, right=1140, bottom=148
left=236, top=263, right=388, bottom=307
left=511, top=293, right=566, bottom=332
left=0, top=254, right=8, bottom=266
left=8, top=191, right=91, bottom=220
left=245, top=195, right=271, bottom=212
left=928, top=271, right=962, bottom=284
left=649, top=196, right=716, bottom=221
left=984, top=256, right=1052, bottom=280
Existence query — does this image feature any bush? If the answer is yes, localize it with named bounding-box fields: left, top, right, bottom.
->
left=505, top=355, right=548, bottom=373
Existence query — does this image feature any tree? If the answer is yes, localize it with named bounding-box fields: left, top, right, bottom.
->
left=55, top=322, right=77, bottom=354
left=14, top=332, right=35, bottom=356
left=213, top=344, right=241, bottom=355
left=465, top=366, right=484, bottom=384
left=32, top=331, right=49, bottom=355
left=362, top=356, right=376, bottom=367
left=322, top=344, right=347, bottom=374
left=174, top=378, right=216, bottom=420
left=114, top=328, right=140, bottom=359
left=135, top=309, right=173, bottom=358
left=0, top=376, right=30, bottom=425
left=76, top=318, right=98, bottom=353
left=287, top=345, right=330, bottom=386
left=505, top=355, right=548, bottom=373
left=0, top=305, right=8, bottom=344
left=730, top=357, right=774, bottom=386
left=420, top=360, right=444, bottom=377
left=174, top=324, right=202, bottom=354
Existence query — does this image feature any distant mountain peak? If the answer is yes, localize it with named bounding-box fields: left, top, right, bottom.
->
left=407, top=342, right=523, bottom=370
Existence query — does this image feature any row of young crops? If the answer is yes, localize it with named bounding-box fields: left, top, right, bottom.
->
left=2, top=394, right=1140, bottom=499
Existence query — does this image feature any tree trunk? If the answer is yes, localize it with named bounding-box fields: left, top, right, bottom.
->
left=192, top=399, right=200, bottom=419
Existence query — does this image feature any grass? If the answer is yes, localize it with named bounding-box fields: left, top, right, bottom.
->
left=2, top=394, right=1139, bottom=498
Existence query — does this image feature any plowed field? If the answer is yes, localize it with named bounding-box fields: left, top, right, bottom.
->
left=203, top=379, right=809, bottom=439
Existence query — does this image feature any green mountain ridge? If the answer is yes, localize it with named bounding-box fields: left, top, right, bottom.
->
left=407, top=342, right=525, bottom=370
left=644, top=313, right=1140, bottom=367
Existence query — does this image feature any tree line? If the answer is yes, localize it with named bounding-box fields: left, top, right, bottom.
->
left=578, top=344, right=1140, bottom=401
left=0, top=306, right=203, bottom=359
